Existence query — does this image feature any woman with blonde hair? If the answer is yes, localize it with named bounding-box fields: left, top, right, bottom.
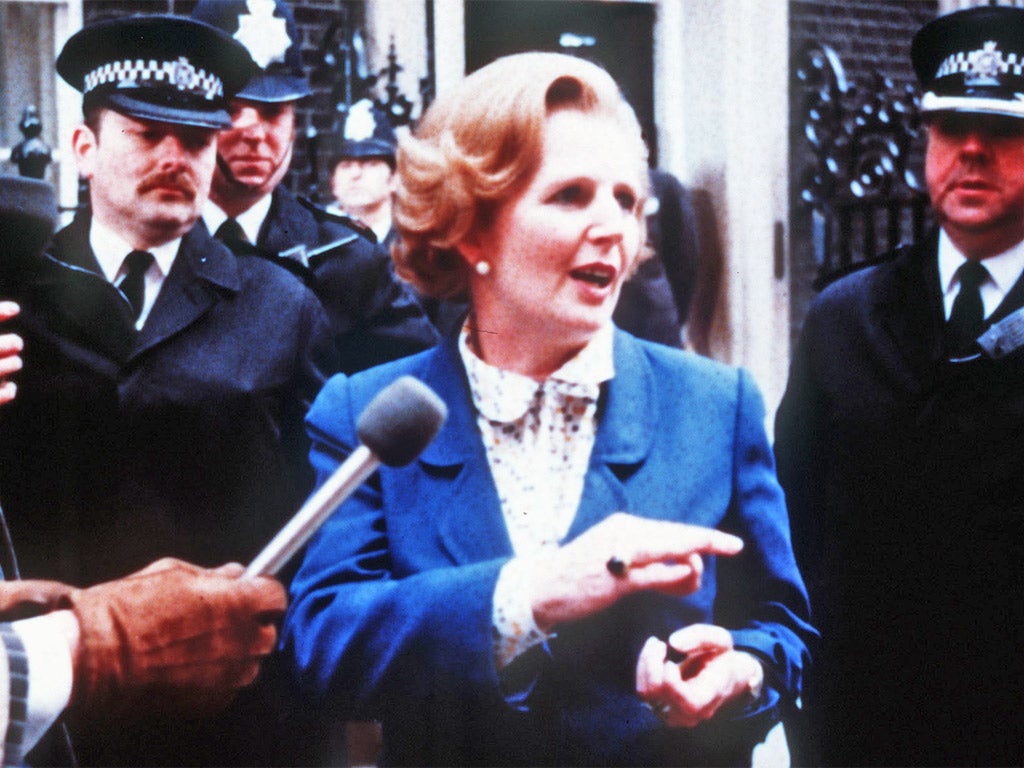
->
left=284, top=52, right=814, bottom=766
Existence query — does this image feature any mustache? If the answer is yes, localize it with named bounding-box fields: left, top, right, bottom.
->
left=137, top=170, right=198, bottom=199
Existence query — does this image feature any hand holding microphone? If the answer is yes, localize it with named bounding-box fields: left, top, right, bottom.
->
left=66, top=558, right=286, bottom=723
left=7, top=376, right=445, bottom=727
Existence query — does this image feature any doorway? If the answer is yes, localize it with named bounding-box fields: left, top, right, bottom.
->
left=464, top=1, right=656, bottom=156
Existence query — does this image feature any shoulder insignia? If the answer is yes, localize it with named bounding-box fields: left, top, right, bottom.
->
left=305, top=234, right=361, bottom=266
left=279, top=244, right=310, bottom=269
left=221, top=238, right=316, bottom=285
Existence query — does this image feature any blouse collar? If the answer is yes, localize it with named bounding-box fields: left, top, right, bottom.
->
left=459, top=321, right=616, bottom=423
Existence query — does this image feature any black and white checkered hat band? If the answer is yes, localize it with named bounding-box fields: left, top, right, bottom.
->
left=936, top=50, right=1024, bottom=79
left=83, top=56, right=223, bottom=100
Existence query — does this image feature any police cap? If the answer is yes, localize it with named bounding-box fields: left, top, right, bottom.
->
left=56, top=14, right=256, bottom=130
left=333, top=99, right=397, bottom=164
left=912, top=5, right=1024, bottom=119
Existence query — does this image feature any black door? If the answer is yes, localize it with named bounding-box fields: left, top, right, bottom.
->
left=464, top=0, right=656, bottom=157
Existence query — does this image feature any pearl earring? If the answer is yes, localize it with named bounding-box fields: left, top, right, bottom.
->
left=475, top=260, right=491, bottom=276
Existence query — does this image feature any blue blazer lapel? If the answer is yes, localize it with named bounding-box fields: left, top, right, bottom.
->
left=417, top=332, right=656, bottom=559
left=566, top=330, right=655, bottom=540
left=416, top=341, right=514, bottom=564
left=131, top=223, right=241, bottom=360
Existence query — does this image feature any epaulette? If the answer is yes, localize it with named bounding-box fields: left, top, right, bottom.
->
left=220, top=237, right=316, bottom=286
left=295, top=196, right=378, bottom=243
left=812, top=246, right=907, bottom=292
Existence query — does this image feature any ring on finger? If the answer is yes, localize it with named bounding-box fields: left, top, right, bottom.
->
left=606, top=556, right=629, bottom=577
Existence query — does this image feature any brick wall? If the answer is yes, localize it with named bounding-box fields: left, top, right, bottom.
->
left=790, top=0, right=936, bottom=85
left=82, top=0, right=368, bottom=200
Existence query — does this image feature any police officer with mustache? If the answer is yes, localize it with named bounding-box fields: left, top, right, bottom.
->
left=0, top=14, right=337, bottom=765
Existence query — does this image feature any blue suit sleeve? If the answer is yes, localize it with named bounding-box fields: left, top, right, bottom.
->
left=719, top=368, right=816, bottom=715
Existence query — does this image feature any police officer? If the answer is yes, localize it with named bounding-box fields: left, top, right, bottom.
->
left=328, top=98, right=400, bottom=246
left=328, top=97, right=468, bottom=337
left=0, top=14, right=336, bottom=765
left=0, top=172, right=288, bottom=768
left=192, top=0, right=439, bottom=373
left=775, top=6, right=1024, bottom=765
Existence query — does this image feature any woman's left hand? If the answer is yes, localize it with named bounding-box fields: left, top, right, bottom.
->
left=635, top=624, right=764, bottom=728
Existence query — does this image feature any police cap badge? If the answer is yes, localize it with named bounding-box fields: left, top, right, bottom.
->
left=192, top=0, right=311, bottom=103
left=333, top=99, right=398, bottom=165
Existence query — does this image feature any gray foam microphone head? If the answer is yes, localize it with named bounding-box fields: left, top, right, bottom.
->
left=356, top=376, right=447, bottom=466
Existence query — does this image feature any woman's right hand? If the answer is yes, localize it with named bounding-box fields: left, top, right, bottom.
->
left=527, top=512, right=743, bottom=632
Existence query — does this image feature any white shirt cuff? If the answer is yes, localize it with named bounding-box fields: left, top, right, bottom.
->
left=492, top=557, right=549, bottom=670
left=13, top=611, right=75, bottom=754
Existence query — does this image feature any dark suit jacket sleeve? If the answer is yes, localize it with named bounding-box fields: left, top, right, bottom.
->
left=284, top=375, right=505, bottom=719
left=277, top=284, right=341, bottom=517
left=312, top=239, right=439, bottom=375
left=294, top=286, right=340, bottom=410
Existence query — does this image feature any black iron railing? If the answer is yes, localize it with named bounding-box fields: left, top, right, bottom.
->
left=794, top=42, right=931, bottom=284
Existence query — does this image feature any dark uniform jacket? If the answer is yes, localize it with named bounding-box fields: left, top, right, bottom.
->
left=0, top=212, right=337, bottom=765
left=613, top=169, right=699, bottom=348
left=774, top=232, right=1024, bottom=766
left=244, top=188, right=438, bottom=373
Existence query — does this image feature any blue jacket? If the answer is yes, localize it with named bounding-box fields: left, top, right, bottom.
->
left=285, top=330, right=814, bottom=766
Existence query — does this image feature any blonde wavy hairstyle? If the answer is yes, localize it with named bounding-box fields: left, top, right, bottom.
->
left=392, top=52, right=649, bottom=300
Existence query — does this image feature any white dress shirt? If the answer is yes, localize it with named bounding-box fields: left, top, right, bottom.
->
left=204, top=196, right=272, bottom=246
left=88, top=219, right=179, bottom=329
left=938, top=229, right=1024, bottom=320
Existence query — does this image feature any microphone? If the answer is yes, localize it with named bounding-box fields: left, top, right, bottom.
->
left=0, top=175, right=58, bottom=275
left=245, top=375, right=447, bottom=577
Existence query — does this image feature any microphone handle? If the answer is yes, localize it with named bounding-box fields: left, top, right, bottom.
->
left=244, top=444, right=378, bottom=578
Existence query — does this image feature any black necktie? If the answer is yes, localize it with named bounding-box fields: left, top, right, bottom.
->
left=214, top=218, right=248, bottom=245
left=946, top=260, right=989, bottom=357
left=119, top=250, right=153, bottom=320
